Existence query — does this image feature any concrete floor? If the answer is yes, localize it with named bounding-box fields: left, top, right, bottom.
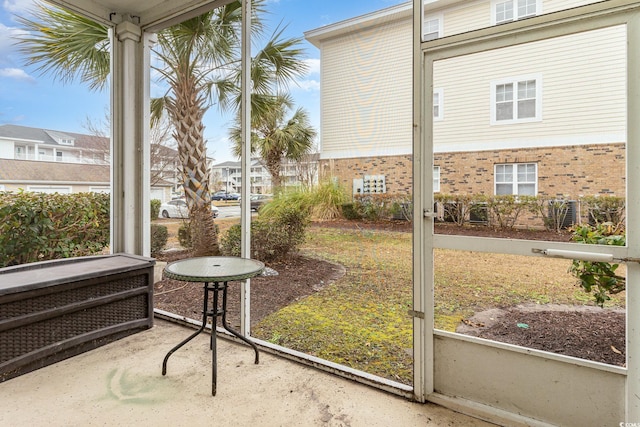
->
left=0, top=319, right=494, bottom=427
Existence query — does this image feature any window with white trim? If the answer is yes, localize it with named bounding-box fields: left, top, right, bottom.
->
left=491, top=75, right=541, bottom=124
left=433, top=166, right=441, bottom=192
left=433, top=88, right=443, bottom=120
left=493, top=0, right=540, bottom=24
left=28, top=186, right=72, bottom=194
left=495, top=163, right=537, bottom=196
left=423, top=16, right=442, bottom=41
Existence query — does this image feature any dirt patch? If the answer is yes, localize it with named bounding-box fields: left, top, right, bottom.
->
left=458, top=304, right=625, bottom=366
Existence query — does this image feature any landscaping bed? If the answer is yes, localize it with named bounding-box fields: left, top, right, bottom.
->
left=154, top=220, right=625, bottom=378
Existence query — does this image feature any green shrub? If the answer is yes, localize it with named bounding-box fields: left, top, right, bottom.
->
left=151, top=199, right=161, bottom=220
left=434, top=194, right=474, bottom=226
left=486, top=194, right=536, bottom=229
left=543, top=199, right=573, bottom=232
left=178, top=222, right=192, bottom=249
left=569, top=223, right=626, bottom=307
left=581, top=196, right=625, bottom=230
left=220, top=206, right=309, bottom=262
left=0, top=191, right=110, bottom=267
left=150, top=224, right=168, bottom=256
left=341, top=202, right=362, bottom=220
left=352, top=194, right=392, bottom=221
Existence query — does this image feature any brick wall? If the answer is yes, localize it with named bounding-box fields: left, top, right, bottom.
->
left=320, top=143, right=625, bottom=199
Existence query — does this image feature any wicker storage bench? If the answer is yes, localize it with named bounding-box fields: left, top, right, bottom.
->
left=0, top=253, right=155, bottom=382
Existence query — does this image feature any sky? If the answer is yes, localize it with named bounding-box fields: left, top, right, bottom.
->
left=0, top=0, right=406, bottom=163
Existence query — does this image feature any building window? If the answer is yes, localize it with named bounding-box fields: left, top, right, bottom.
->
left=423, top=16, right=442, bottom=41
left=495, top=163, right=537, bottom=195
left=56, top=151, right=63, bottom=161
left=493, top=0, right=539, bottom=24
left=433, top=166, right=440, bottom=192
left=28, top=186, right=72, bottom=194
left=491, top=75, right=541, bottom=124
left=433, top=88, right=443, bottom=120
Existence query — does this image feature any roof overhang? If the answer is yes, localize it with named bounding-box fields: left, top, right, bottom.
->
left=304, top=0, right=464, bottom=47
left=44, top=0, right=235, bottom=32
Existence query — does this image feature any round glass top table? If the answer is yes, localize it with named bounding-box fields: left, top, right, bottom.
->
left=163, top=256, right=265, bottom=283
left=161, top=256, right=265, bottom=396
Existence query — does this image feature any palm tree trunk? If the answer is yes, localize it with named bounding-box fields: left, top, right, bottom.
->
left=266, top=151, right=282, bottom=191
left=170, top=74, right=219, bottom=256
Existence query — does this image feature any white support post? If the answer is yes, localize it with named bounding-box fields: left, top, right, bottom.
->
left=412, top=0, right=435, bottom=402
left=239, top=0, right=252, bottom=336
left=110, top=18, right=151, bottom=256
left=626, top=10, right=640, bottom=423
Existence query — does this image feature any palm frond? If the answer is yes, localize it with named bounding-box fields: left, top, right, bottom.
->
left=14, top=2, right=110, bottom=91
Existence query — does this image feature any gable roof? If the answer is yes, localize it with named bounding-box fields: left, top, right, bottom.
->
left=0, top=159, right=110, bottom=185
left=0, top=124, right=109, bottom=151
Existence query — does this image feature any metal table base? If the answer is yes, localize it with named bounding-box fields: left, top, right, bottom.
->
left=162, top=280, right=259, bottom=396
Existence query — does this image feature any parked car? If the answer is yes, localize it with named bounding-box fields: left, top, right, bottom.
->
left=159, top=199, right=219, bottom=218
left=250, top=194, right=272, bottom=211
left=211, top=191, right=240, bottom=201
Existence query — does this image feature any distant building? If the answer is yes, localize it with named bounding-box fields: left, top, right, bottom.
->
left=211, top=154, right=319, bottom=195
left=0, top=124, right=175, bottom=201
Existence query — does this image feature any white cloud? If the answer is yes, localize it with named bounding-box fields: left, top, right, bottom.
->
left=294, top=79, right=319, bottom=92
left=304, top=58, right=320, bottom=75
left=3, top=0, right=35, bottom=14
left=0, top=22, right=30, bottom=68
left=0, top=67, right=35, bottom=82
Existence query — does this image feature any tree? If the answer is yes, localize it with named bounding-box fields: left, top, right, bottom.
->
left=230, top=94, right=317, bottom=191
left=82, top=112, right=179, bottom=187
left=16, top=0, right=307, bottom=255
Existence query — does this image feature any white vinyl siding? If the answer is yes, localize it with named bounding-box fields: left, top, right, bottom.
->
left=436, top=1, right=490, bottom=38
left=90, top=186, right=111, bottom=193
left=495, top=163, right=537, bottom=195
left=321, top=16, right=412, bottom=159
left=542, top=0, right=604, bottom=14
left=430, top=0, right=603, bottom=39
left=433, top=24, right=626, bottom=151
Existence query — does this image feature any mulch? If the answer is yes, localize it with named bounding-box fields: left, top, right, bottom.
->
left=154, top=220, right=625, bottom=367
left=459, top=306, right=625, bottom=366
left=154, top=253, right=344, bottom=329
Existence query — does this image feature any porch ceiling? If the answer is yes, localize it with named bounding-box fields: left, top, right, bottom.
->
left=45, top=0, right=234, bottom=31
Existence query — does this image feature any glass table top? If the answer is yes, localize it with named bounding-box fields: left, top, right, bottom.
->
left=164, top=256, right=265, bottom=282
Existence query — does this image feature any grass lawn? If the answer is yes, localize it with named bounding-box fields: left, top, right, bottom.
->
left=252, top=226, right=626, bottom=385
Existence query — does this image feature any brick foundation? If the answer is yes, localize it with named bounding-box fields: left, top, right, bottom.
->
left=319, top=143, right=625, bottom=199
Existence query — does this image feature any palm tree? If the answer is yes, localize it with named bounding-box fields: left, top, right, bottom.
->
left=230, top=94, right=316, bottom=192
left=16, top=0, right=308, bottom=255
